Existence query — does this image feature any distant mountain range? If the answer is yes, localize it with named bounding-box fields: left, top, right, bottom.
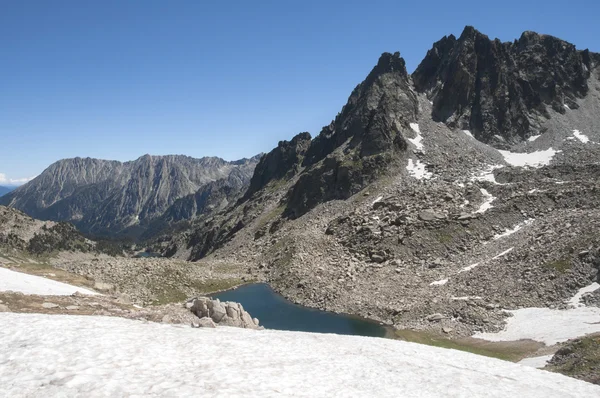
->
left=0, top=186, right=15, bottom=197
left=0, top=154, right=261, bottom=237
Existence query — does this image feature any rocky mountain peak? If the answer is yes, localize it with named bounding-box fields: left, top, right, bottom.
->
left=413, top=26, right=597, bottom=146
left=244, top=132, right=312, bottom=199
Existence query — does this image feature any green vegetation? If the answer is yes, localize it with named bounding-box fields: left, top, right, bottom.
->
left=437, top=232, right=454, bottom=244
left=546, top=334, right=600, bottom=384
left=151, top=278, right=246, bottom=306
left=545, top=259, right=572, bottom=273
left=395, top=329, right=542, bottom=362
left=254, top=204, right=286, bottom=233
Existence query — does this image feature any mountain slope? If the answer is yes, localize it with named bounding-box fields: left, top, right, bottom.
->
left=158, top=26, right=600, bottom=342
left=0, top=155, right=260, bottom=236
left=0, top=186, right=14, bottom=197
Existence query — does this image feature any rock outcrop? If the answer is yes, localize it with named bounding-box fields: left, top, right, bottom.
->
left=244, top=132, right=312, bottom=199
left=188, top=297, right=261, bottom=329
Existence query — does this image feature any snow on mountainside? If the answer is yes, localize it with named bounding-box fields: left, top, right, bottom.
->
left=0, top=267, right=98, bottom=296
left=0, top=313, right=598, bottom=397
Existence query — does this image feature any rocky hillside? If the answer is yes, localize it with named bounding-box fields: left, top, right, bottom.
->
left=0, top=155, right=260, bottom=236
left=0, top=205, right=95, bottom=254
left=157, top=26, right=600, bottom=338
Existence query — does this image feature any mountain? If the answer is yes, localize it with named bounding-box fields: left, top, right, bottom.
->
left=157, top=26, right=600, bottom=341
left=0, top=186, right=14, bottom=197
left=0, top=154, right=261, bottom=236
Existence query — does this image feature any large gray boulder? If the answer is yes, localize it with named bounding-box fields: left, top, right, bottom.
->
left=188, top=297, right=261, bottom=329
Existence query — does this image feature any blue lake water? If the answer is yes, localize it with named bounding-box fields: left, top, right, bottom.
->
left=211, top=283, right=388, bottom=338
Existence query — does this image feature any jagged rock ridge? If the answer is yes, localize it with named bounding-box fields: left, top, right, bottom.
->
left=0, top=154, right=261, bottom=236
left=413, top=26, right=600, bottom=146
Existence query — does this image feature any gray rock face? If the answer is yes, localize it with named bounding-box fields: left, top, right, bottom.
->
left=0, top=155, right=260, bottom=236
left=413, top=26, right=599, bottom=146
left=244, top=132, right=312, bottom=199
left=283, top=52, right=418, bottom=219
left=188, top=297, right=261, bottom=329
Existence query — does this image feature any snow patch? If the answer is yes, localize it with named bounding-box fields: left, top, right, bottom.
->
left=491, top=247, right=514, bottom=260
left=493, top=219, right=534, bottom=240
left=371, top=196, right=383, bottom=206
left=452, top=296, right=483, bottom=301
left=462, top=130, right=474, bottom=138
left=475, top=188, right=495, bottom=214
left=474, top=306, right=600, bottom=346
left=470, top=165, right=504, bottom=185
left=474, top=282, right=600, bottom=346
left=498, top=148, right=559, bottom=168
left=518, top=355, right=553, bottom=369
left=527, top=135, right=541, bottom=142
left=408, top=123, right=424, bottom=151
left=572, top=129, right=589, bottom=143
left=430, top=279, right=448, bottom=286
left=2, top=313, right=598, bottom=397
left=406, top=159, right=432, bottom=180
left=460, top=263, right=480, bottom=273
left=567, top=282, right=600, bottom=308
left=0, top=267, right=98, bottom=296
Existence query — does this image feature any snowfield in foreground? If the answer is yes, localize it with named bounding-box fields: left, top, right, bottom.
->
left=0, top=267, right=98, bottom=296
left=1, top=314, right=599, bottom=397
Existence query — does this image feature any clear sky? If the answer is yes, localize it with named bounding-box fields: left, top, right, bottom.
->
left=1, top=0, right=599, bottom=184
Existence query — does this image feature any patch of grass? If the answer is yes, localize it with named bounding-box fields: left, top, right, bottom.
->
left=437, top=233, right=453, bottom=244
left=254, top=204, right=286, bottom=233
left=150, top=278, right=246, bottom=306
left=546, top=334, right=600, bottom=383
left=545, top=259, right=572, bottom=273
left=395, top=329, right=542, bottom=362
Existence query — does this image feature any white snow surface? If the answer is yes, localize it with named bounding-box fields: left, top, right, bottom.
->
left=527, top=135, right=541, bottom=142
left=568, top=282, right=600, bottom=308
left=491, top=247, right=514, bottom=260
left=430, top=278, right=448, bottom=286
left=518, top=355, right=553, bottom=369
left=406, top=158, right=432, bottom=179
left=371, top=196, right=383, bottom=206
left=474, top=306, right=600, bottom=346
left=0, top=267, right=98, bottom=296
left=572, top=129, right=590, bottom=143
left=462, top=130, right=474, bottom=138
left=460, top=263, right=480, bottom=273
left=475, top=282, right=600, bottom=346
left=408, top=123, right=424, bottom=150
left=0, top=313, right=598, bottom=398
left=493, top=219, right=534, bottom=240
left=475, top=188, right=495, bottom=213
left=470, top=165, right=504, bottom=185
left=498, top=148, right=558, bottom=168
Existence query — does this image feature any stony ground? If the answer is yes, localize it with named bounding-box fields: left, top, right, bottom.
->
left=0, top=248, right=252, bottom=307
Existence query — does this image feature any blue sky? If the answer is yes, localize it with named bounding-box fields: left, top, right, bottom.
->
left=1, top=0, right=599, bottom=184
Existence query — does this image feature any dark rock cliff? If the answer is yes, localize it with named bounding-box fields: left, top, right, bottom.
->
left=413, top=26, right=597, bottom=145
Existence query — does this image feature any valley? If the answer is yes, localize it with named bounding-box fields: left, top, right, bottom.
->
left=2, top=23, right=600, bottom=395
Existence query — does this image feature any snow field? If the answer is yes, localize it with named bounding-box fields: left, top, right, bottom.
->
left=0, top=313, right=598, bottom=397
left=0, top=267, right=98, bottom=296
